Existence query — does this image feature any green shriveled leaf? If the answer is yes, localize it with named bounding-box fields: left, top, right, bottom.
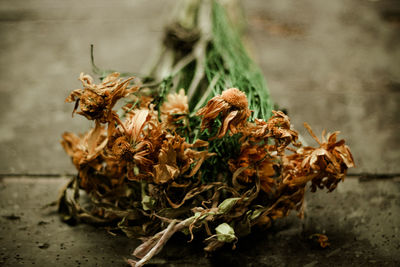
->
left=141, top=195, right=155, bottom=211
left=250, top=209, right=263, bottom=221
left=215, top=223, right=236, bottom=243
left=217, top=197, right=240, bottom=213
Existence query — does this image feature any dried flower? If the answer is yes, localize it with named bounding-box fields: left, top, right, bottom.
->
left=197, top=88, right=251, bottom=138
left=66, top=72, right=138, bottom=123
left=61, top=121, right=107, bottom=188
left=229, top=143, right=277, bottom=193
left=59, top=4, right=356, bottom=265
left=245, top=110, right=299, bottom=153
left=161, top=89, right=189, bottom=129
left=282, top=123, right=355, bottom=192
left=153, top=135, right=211, bottom=184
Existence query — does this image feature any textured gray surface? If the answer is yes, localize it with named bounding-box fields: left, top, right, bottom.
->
left=0, top=176, right=399, bottom=266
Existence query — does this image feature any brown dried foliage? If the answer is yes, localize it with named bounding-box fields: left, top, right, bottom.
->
left=61, top=79, right=354, bottom=265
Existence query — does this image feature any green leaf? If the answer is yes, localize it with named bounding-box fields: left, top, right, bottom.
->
left=141, top=195, right=155, bottom=211
left=250, top=209, right=263, bottom=221
left=217, top=197, right=240, bottom=213
left=215, top=223, right=236, bottom=243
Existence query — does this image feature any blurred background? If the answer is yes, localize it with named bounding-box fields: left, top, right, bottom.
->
left=0, top=0, right=399, bottom=266
left=0, top=0, right=399, bottom=175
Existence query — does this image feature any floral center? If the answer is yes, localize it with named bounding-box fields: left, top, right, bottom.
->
left=221, top=88, right=248, bottom=109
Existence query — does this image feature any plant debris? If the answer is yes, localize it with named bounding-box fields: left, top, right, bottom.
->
left=309, top=233, right=330, bottom=248
left=59, top=1, right=354, bottom=266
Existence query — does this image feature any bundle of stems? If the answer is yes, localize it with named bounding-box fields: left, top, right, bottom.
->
left=59, top=1, right=354, bottom=266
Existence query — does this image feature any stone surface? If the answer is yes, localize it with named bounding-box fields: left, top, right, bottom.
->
left=0, top=0, right=399, bottom=175
left=0, top=176, right=399, bottom=266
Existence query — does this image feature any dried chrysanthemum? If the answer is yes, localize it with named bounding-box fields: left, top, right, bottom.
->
left=282, top=123, right=355, bottom=192
left=108, top=109, right=159, bottom=181
left=153, top=134, right=212, bottom=184
left=61, top=121, right=107, bottom=188
left=66, top=72, right=138, bottom=123
left=161, top=89, right=189, bottom=128
left=229, top=143, right=277, bottom=193
left=197, top=88, right=251, bottom=138
left=61, top=121, right=107, bottom=169
left=246, top=110, right=299, bottom=153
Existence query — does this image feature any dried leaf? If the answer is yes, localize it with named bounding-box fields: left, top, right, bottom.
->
left=215, top=223, right=236, bottom=243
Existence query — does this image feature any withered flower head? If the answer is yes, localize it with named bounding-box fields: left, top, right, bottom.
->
left=153, top=134, right=212, bottom=184
left=65, top=72, right=138, bottom=123
left=221, top=88, right=248, bottom=109
left=197, top=88, right=251, bottom=138
left=282, top=123, right=355, bottom=192
left=243, top=110, right=299, bottom=154
left=112, top=136, right=135, bottom=161
left=160, top=89, right=189, bottom=128
left=61, top=121, right=107, bottom=188
left=161, top=89, right=189, bottom=115
left=229, top=143, right=277, bottom=193
left=61, top=121, right=107, bottom=169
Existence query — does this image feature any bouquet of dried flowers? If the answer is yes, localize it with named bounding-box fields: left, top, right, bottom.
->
left=59, top=1, right=354, bottom=266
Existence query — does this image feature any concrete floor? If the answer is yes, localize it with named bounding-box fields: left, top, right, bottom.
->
left=0, top=0, right=399, bottom=266
left=1, top=176, right=399, bottom=266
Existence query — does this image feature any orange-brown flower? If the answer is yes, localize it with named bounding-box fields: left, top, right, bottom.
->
left=197, top=88, right=251, bottom=138
left=247, top=110, right=299, bottom=153
left=66, top=72, right=138, bottom=123
left=282, top=123, right=355, bottom=192
left=229, top=143, right=277, bottom=193
left=61, top=121, right=107, bottom=169
left=113, top=109, right=159, bottom=180
left=61, top=121, right=108, bottom=188
left=160, top=89, right=189, bottom=128
left=153, top=135, right=212, bottom=184
left=161, top=89, right=189, bottom=115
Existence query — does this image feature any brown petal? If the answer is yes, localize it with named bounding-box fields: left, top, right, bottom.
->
left=217, top=110, right=238, bottom=138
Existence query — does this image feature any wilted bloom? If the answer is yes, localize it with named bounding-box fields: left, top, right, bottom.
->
left=161, top=89, right=189, bottom=128
left=282, top=123, right=355, bottom=192
left=61, top=121, right=107, bottom=188
left=153, top=134, right=213, bottom=184
left=246, top=110, right=299, bottom=154
left=197, top=88, right=251, bottom=138
left=109, top=109, right=158, bottom=181
left=66, top=72, right=138, bottom=123
left=61, top=121, right=107, bottom=169
left=229, top=143, right=277, bottom=193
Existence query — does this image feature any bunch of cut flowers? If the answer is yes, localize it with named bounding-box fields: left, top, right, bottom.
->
left=59, top=1, right=354, bottom=266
